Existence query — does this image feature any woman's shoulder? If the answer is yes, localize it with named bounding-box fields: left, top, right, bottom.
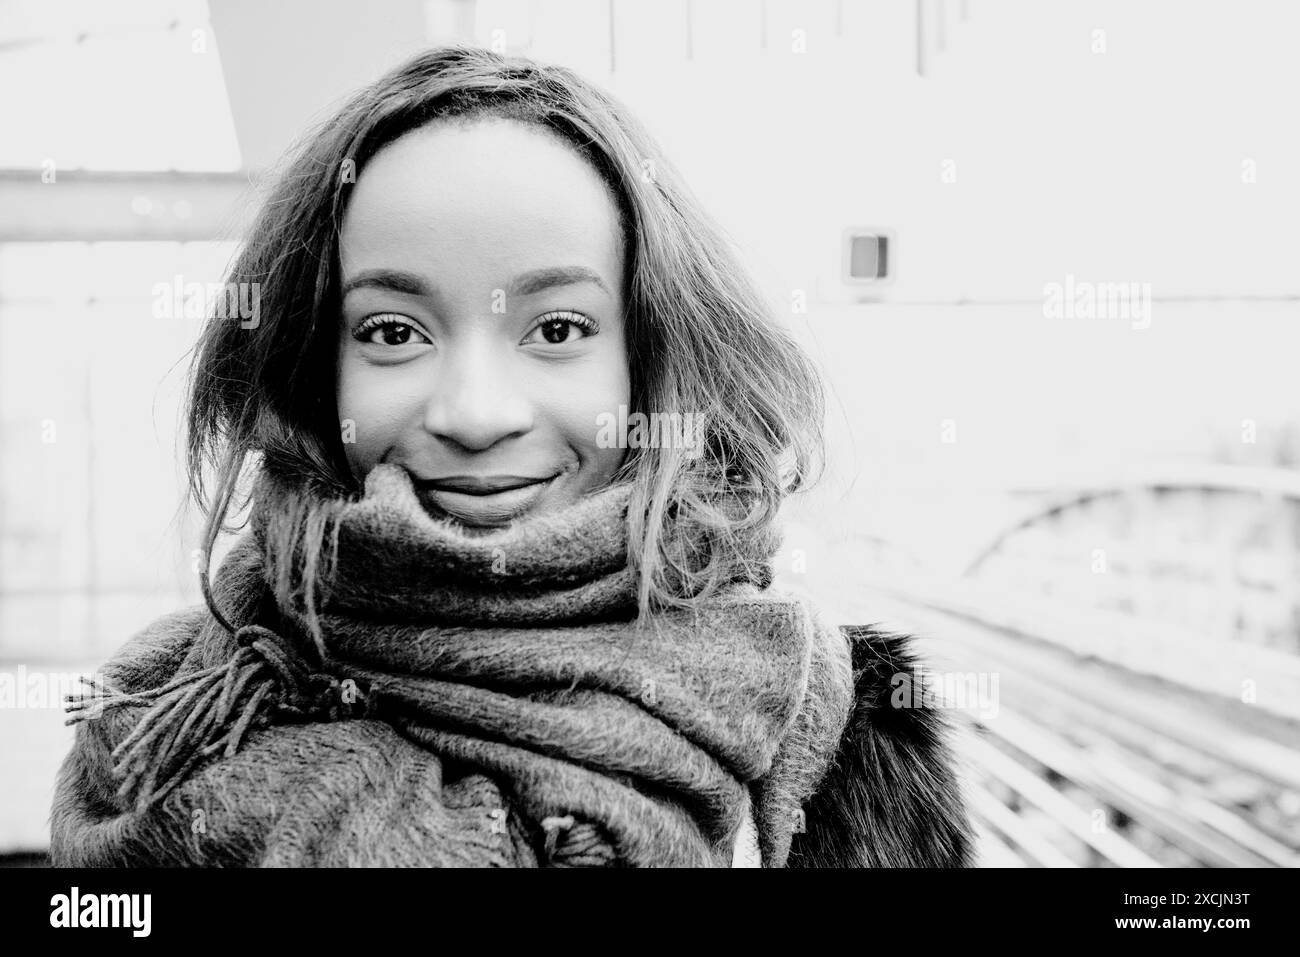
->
left=97, top=603, right=212, bottom=694
left=726, top=585, right=856, bottom=672
left=703, top=580, right=841, bottom=630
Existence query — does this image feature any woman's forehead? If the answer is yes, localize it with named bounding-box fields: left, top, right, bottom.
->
left=339, top=118, right=625, bottom=294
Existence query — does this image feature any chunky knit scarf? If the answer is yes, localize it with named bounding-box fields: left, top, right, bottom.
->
left=51, top=464, right=855, bottom=867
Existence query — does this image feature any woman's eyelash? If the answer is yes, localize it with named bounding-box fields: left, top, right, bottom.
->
left=353, top=313, right=420, bottom=340
left=356, top=314, right=410, bottom=335
left=534, top=310, right=599, bottom=334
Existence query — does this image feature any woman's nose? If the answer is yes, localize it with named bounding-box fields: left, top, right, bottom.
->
left=421, top=340, right=533, bottom=452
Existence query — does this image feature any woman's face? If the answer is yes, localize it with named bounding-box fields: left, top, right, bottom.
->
left=336, top=117, right=631, bottom=529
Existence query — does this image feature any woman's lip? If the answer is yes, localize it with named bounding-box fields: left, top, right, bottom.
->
left=413, top=475, right=552, bottom=495
left=415, top=474, right=559, bottom=526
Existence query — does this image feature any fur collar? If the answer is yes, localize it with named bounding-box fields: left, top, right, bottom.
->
left=789, top=624, right=976, bottom=867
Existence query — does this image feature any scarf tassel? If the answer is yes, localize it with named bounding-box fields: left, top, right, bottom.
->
left=64, top=624, right=369, bottom=812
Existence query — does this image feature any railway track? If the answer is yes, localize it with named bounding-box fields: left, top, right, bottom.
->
left=836, top=588, right=1300, bottom=867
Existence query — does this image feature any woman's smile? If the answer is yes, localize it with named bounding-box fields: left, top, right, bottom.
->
left=412, top=472, right=563, bottom=527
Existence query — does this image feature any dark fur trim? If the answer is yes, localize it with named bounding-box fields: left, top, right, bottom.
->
left=787, top=625, right=975, bottom=867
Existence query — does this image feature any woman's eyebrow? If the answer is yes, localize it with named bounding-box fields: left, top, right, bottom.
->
left=341, top=269, right=430, bottom=298
left=341, top=266, right=609, bottom=299
left=508, top=266, right=610, bottom=297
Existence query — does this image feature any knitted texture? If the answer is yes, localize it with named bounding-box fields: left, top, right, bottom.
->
left=51, top=464, right=855, bottom=867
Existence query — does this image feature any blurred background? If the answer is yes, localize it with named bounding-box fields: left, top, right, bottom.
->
left=1, top=0, right=1297, bottom=866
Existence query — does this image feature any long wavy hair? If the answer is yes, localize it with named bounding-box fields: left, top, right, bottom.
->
left=186, top=45, right=825, bottom=633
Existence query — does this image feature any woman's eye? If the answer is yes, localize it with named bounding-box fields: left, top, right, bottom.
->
left=353, top=315, right=430, bottom=347
left=523, top=312, right=598, bottom=346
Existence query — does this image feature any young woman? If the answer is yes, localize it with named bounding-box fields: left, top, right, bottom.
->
left=51, top=46, right=972, bottom=867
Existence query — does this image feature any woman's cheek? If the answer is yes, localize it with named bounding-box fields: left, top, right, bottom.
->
left=552, top=366, right=630, bottom=475
left=337, top=366, right=407, bottom=477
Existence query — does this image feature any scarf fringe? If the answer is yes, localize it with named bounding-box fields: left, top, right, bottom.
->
left=64, top=623, right=370, bottom=812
